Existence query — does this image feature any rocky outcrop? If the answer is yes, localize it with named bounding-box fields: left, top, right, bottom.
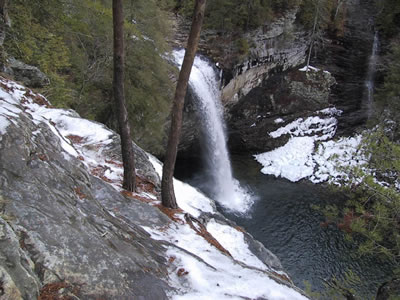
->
left=170, top=8, right=308, bottom=108
left=0, top=77, right=310, bottom=299
left=4, top=57, right=50, bottom=88
left=0, top=82, right=171, bottom=299
left=221, top=8, right=308, bottom=106
left=227, top=68, right=336, bottom=153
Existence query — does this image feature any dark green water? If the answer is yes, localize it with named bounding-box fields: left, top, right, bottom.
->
left=175, top=154, right=393, bottom=298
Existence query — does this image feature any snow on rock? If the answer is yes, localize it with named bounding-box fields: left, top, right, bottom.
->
left=0, top=77, right=128, bottom=190
left=167, top=246, right=308, bottom=300
left=254, top=108, right=364, bottom=184
left=149, top=155, right=215, bottom=218
left=145, top=215, right=307, bottom=300
left=0, top=76, right=309, bottom=299
left=299, top=65, right=331, bottom=75
left=311, top=135, right=365, bottom=184
left=269, top=115, right=337, bottom=140
left=206, top=219, right=268, bottom=270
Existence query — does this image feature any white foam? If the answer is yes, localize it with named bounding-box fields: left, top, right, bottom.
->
left=173, top=50, right=254, bottom=213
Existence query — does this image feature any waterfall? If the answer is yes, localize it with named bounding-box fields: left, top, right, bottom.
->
left=172, top=49, right=253, bottom=213
left=364, top=31, right=379, bottom=118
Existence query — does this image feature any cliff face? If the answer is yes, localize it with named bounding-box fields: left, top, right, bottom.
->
left=173, top=0, right=378, bottom=156
left=220, top=8, right=308, bottom=107
left=313, top=0, right=378, bottom=135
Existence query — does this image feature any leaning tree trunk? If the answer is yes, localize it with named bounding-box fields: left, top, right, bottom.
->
left=161, top=0, right=207, bottom=208
left=113, top=0, right=136, bottom=192
left=306, top=0, right=320, bottom=70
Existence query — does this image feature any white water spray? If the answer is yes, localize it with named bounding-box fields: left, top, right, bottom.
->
left=364, top=31, right=379, bottom=118
left=173, top=50, right=253, bottom=213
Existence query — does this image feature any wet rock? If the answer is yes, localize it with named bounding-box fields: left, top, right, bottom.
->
left=227, top=68, right=336, bottom=153
left=176, top=8, right=309, bottom=157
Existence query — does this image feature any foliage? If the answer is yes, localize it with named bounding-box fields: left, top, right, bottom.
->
left=377, top=0, right=400, bottom=38
left=236, top=38, right=250, bottom=56
left=304, top=270, right=363, bottom=299
left=321, top=128, right=400, bottom=272
left=297, top=0, right=346, bottom=35
left=174, top=0, right=299, bottom=32
left=4, top=0, right=174, bottom=154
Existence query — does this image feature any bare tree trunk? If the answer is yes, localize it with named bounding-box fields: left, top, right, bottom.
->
left=113, top=0, right=136, bottom=192
left=306, top=0, right=320, bottom=70
left=161, top=0, right=207, bottom=209
left=334, top=0, right=343, bottom=20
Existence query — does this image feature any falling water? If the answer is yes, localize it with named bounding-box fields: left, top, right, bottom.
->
left=364, top=31, right=379, bottom=119
left=173, top=49, right=253, bottom=213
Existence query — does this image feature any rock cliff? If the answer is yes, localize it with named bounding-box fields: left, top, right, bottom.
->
left=221, top=8, right=308, bottom=107
left=227, top=67, right=336, bottom=153
left=0, top=77, right=309, bottom=299
left=313, top=0, right=378, bottom=135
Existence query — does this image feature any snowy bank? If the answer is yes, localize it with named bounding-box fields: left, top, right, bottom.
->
left=254, top=108, right=365, bottom=185
left=0, top=77, right=309, bottom=299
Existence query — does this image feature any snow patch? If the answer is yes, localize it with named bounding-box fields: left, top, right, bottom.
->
left=254, top=108, right=364, bottom=184
left=269, top=116, right=337, bottom=141
left=255, top=137, right=316, bottom=182
left=206, top=219, right=268, bottom=270
left=167, top=246, right=308, bottom=300
left=299, top=65, right=331, bottom=74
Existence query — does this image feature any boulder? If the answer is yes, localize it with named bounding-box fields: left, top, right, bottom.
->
left=5, top=57, right=50, bottom=88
